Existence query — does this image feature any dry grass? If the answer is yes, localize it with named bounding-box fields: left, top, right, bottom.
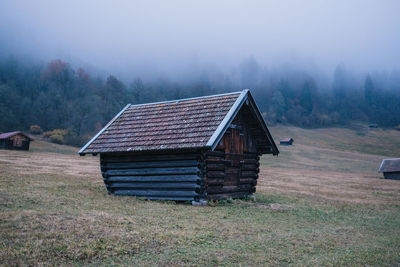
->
left=260, top=125, right=400, bottom=205
left=0, top=145, right=99, bottom=177
left=1, top=128, right=400, bottom=266
left=269, top=124, right=400, bottom=158
left=259, top=168, right=400, bottom=205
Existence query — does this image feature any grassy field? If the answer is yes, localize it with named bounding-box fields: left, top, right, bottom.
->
left=1, top=126, right=400, bottom=266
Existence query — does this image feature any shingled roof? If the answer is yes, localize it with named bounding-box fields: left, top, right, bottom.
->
left=0, top=131, right=33, bottom=140
left=79, top=90, right=278, bottom=155
left=379, top=158, right=400, bottom=173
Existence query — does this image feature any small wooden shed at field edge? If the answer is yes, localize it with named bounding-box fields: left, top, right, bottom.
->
left=0, top=131, right=33, bottom=151
left=280, top=138, right=294, bottom=145
left=79, top=90, right=279, bottom=202
left=379, top=158, right=400, bottom=180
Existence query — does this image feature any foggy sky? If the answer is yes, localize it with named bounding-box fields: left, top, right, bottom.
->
left=1, top=0, right=399, bottom=81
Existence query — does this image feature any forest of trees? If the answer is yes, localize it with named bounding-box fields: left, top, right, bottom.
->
left=1, top=56, right=399, bottom=146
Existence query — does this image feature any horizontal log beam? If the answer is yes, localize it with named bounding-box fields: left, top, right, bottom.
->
left=205, top=151, right=225, bottom=157
left=205, top=158, right=224, bottom=163
left=113, top=190, right=199, bottom=197
left=206, top=178, right=224, bottom=185
left=206, top=164, right=225, bottom=171
left=206, top=171, right=225, bottom=178
left=241, top=166, right=260, bottom=172
left=240, top=171, right=258, bottom=178
left=239, top=178, right=257, bottom=184
left=109, top=182, right=200, bottom=190
left=106, top=175, right=202, bottom=183
left=242, top=162, right=260, bottom=167
left=101, top=153, right=200, bottom=163
left=241, top=159, right=259, bottom=165
left=103, top=160, right=200, bottom=170
left=105, top=167, right=201, bottom=176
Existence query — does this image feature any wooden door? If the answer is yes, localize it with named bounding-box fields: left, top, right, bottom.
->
left=223, top=127, right=244, bottom=187
left=12, top=135, right=24, bottom=147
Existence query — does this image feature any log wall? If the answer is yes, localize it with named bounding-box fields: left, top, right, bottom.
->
left=100, top=152, right=205, bottom=201
left=0, top=137, right=30, bottom=150
left=204, top=151, right=260, bottom=201
left=204, top=108, right=262, bottom=200
left=383, top=172, right=400, bottom=180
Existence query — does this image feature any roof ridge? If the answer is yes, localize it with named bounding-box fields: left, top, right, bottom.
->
left=128, top=90, right=244, bottom=108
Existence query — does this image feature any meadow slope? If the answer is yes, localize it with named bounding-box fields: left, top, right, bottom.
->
left=1, top=126, right=399, bottom=266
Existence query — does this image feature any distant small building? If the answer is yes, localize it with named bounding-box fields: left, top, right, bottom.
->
left=0, top=131, right=33, bottom=151
left=379, top=158, right=400, bottom=180
left=369, top=124, right=378, bottom=128
left=280, top=138, right=294, bottom=145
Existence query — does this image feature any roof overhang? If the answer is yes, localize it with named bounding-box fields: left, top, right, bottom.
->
left=0, top=131, right=34, bottom=141
left=78, top=104, right=131, bottom=155
left=206, top=89, right=279, bottom=155
left=379, top=158, right=400, bottom=173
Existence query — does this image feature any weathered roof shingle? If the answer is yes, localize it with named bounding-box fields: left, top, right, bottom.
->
left=0, top=131, right=33, bottom=140
left=81, top=92, right=241, bottom=153
left=79, top=90, right=279, bottom=155
left=379, top=158, right=400, bottom=173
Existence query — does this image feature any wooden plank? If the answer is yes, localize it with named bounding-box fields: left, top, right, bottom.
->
left=241, top=159, right=259, bottom=165
left=206, top=171, right=225, bottom=178
left=106, top=175, right=201, bottom=183
left=101, top=153, right=200, bottom=163
left=240, top=171, right=258, bottom=178
left=205, top=151, right=225, bottom=157
left=206, top=178, right=224, bottom=185
left=109, top=183, right=201, bottom=190
left=113, top=190, right=199, bottom=197
left=105, top=167, right=200, bottom=176
left=205, top=159, right=226, bottom=165
left=241, top=165, right=260, bottom=172
left=242, top=163, right=259, bottom=168
left=104, top=160, right=200, bottom=169
left=206, top=164, right=225, bottom=171
left=239, top=178, right=257, bottom=184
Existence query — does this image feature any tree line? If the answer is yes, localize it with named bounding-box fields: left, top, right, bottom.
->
left=0, top=57, right=399, bottom=146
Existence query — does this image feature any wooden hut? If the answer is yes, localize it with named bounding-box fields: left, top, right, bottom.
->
left=379, top=158, right=400, bottom=180
left=0, top=131, right=33, bottom=150
left=280, top=138, right=294, bottom=145
left=79, top=90, right=279, bottom=203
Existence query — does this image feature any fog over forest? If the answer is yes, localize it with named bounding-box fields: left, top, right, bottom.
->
left=0, top=1, right=400, bottom=145
left=1, top=0, right=400, bottom=80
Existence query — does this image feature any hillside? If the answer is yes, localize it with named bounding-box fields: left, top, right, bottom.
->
left=260, top=125, right=400, bottom=205
left=1, top=126, right=399, bottom=266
